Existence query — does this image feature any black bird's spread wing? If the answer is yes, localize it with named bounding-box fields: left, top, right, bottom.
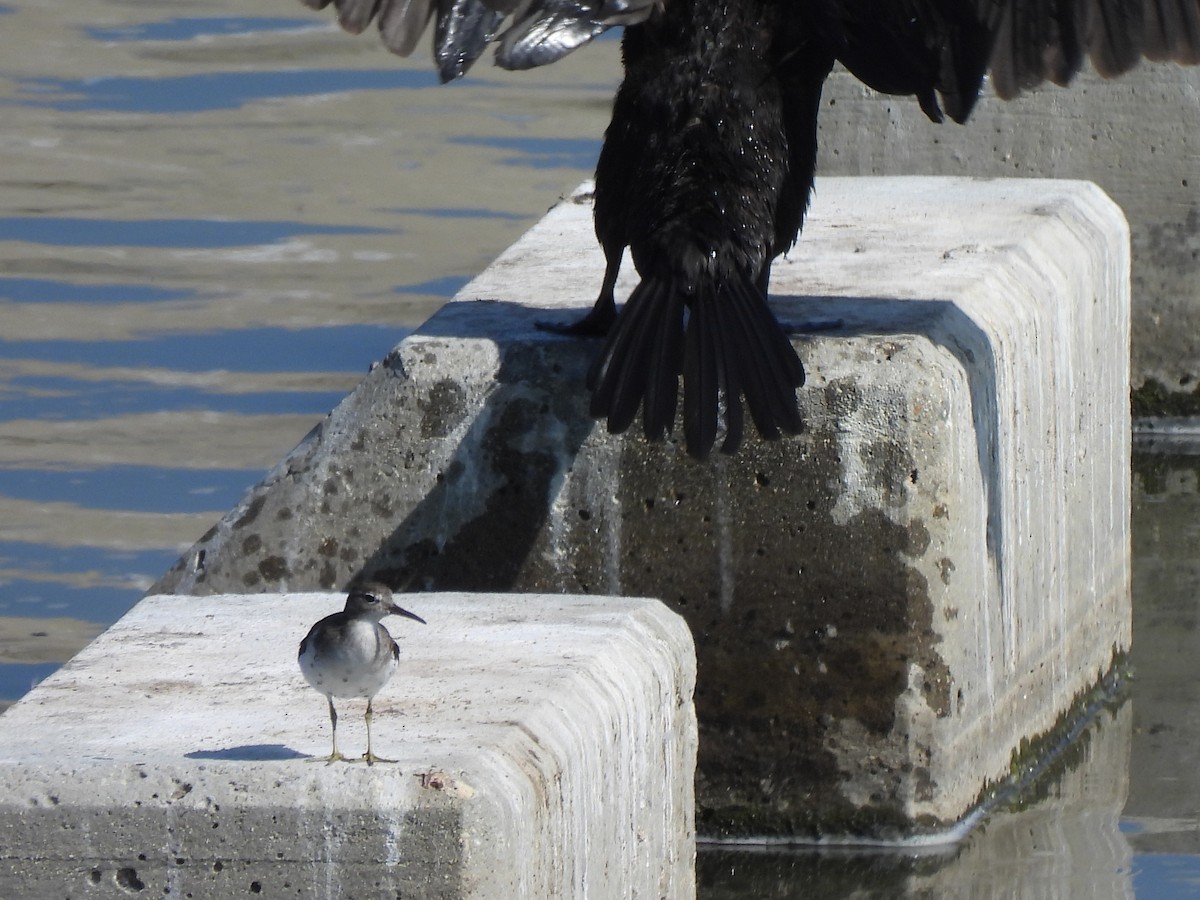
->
left=299, top=0, right=659, bottom=81
left=987, top=0, right=1200, bottom=97
left=806, top=0, right=998, bottom=123
left=809, top=0, right=1200, bottom=124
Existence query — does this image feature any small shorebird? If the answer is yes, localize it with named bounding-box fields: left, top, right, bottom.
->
left=298, top=582, right=426, bottom=765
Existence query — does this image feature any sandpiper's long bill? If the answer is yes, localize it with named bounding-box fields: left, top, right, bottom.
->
left=298, top=582, right=426, bottom=765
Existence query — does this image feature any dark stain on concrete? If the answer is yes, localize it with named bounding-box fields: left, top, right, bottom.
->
left=418, top=379, right=467, bottom=439
left=233, top=496, right=265, bottom=530
left=591, top=422, right=949, bottom=837
left=257, top=557, right=289, bottom=582
left=938, top=557, right=956, bottom=585
left=1132, top=376, right=1200, bottom=416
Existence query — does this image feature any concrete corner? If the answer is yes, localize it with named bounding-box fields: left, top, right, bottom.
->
left=0, top=592, right=697, bottom=898
left=152, top=177, right=1131, bottom=838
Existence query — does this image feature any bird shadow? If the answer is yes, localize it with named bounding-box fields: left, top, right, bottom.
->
left=185, top=744, right=309, bottom=761
left=355, top=301, right=599, bottom=592
left=351, top=294, right=1002, bottom=595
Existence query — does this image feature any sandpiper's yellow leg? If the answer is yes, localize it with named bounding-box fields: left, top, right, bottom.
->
left=361, top=698, right=396, bottom=765
left=308, top=697, right=346, bottom=764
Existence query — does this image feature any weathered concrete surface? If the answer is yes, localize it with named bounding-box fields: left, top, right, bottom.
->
left=0, top=592, right=697, bottom=899
left=154, top=177, right=1132, bottom=838
left=818, top=63, right=1200, bottom=411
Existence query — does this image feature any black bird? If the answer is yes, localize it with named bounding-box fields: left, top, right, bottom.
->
left=298, top=582, right=426, bottom=764
left=299, top=0, right=1200, bottom=457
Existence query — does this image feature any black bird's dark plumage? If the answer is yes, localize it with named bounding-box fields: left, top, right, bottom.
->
left=299, top=0, right=1200, bottom=457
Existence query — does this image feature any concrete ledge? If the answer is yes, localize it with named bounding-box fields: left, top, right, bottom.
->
left=818, top=64, right=1200, bottom=397
left=0, top=593, right=697, bottom=898
left=153, top=177, right=1132, bottom=837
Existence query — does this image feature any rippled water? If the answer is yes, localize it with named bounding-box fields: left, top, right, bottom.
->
left=0, top=0, right=616, bottom=696
left=2, top=1, right=1199, bottom=896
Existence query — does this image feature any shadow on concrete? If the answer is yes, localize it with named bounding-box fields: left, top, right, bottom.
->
left=185, top=744, right=309, bottom=761
left=352, top=291, right=1002, bottom=623
left=354, top=303, right=601, bottom=592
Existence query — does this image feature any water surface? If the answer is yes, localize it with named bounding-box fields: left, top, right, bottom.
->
left=0, top=0, right=615, bottom=669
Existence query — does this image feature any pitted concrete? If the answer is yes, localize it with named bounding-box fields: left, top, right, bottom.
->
left=0, top=592, right=696, bottom=898
left=153, top=177, right=1132, bottom=838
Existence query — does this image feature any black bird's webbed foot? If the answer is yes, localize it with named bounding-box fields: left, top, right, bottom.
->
left=536, top=248, right=621, bottom=336
left=535, top=289, right=616, bottom=337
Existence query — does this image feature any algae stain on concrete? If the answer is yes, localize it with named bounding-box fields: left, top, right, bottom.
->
left=574, top=398, right=955, bottom=837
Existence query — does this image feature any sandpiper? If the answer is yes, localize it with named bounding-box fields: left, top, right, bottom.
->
left=298, top=582, right=426, bottom=765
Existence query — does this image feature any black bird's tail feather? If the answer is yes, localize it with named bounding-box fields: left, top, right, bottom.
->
left=588, top=272, right=804, bottom=459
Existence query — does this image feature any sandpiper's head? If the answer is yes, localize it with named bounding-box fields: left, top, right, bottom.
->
left=344, top=581, right=426, bottom=624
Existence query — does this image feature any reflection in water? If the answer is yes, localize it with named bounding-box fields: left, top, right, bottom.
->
left=0, top=216, right=389, bottom=247
left=0, top=466, right=264, bottom=512
left=447, top=135, right=603, bottom=169
left=85, top=17, right=322, bottom=43
left=0, top=276, right=196, bottom=304
left=5, top=324, right=403, bottom=372
left=16, top=70, right=445, bottom=114
left=1125, top=452, right=1200, bottom=896
left=702, top=702, right=1135, bottom=898
left=0, top=662, right=61, bottom=701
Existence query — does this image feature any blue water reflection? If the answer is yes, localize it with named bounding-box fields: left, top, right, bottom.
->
left=15, top=70, right=441, bottom=113
left=0, top=217, right=389, bottom=248
left=449, top=135, right=601, bottom=169
left=4, top=324, right=405, bottom=373
left=3, top=377, right=348, bottom=421
left=0, top=544, right=180, bottom=585
left=1132, top=853, right=1200, bottom=895
left=0, top=467, right=263, bottom=513
left=0, top=576, right=171, bottom=624
left=0, top=663, right=60, bottom=702
left=390, top=207, right=529, bottom=221
left=394, top=275, right=471, bottom=296
left=85, top=17, right=320, bottom=42
left=0, top=277, right=197, bottom=304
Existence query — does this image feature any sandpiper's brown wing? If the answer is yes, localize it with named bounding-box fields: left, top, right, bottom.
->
left=298, top=611, right=349, bottom=663
left=298, top=0, right=660, bottom=81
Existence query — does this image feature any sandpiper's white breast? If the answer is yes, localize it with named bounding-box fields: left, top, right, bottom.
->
left=299, top=618, right=398, bottom=699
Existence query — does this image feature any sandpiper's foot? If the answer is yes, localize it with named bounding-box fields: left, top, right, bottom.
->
left=360, top=751, right=398, bottom=766
left=308, top=751, right=347, bottom=765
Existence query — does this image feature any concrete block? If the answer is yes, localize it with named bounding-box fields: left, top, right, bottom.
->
left=153, top=177, right=1132, bottom=838
left=817, top=63, right=1200, bottom=403
left=0, top=592, right=697, bottom=898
